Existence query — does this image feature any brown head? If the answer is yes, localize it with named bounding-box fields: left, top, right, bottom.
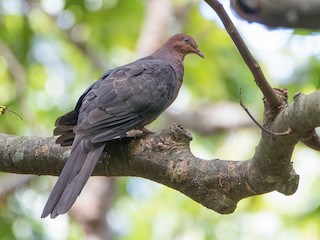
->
left=153, top=33, right=204, bottom=61
left=164, top=33, right=204, bottom=59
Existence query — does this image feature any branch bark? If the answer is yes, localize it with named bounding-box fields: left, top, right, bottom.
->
left=204, top=0, right=283, bottom=111
left=1, top=90, right=319, bottom=214
left=230, top=0, right=320, bottom=29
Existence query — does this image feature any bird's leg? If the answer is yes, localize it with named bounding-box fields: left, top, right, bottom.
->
left=126, top=128, right=154, bottom=140
left=133, top=128, right=154, bottom=140
left=141, top=127, right=154, bottom=134
left=125, top=128, right=153, bottom=139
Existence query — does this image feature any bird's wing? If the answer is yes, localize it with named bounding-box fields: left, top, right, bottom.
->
left=75, top=57, right=176, bottom=144
left=53, top=70, right=114, bottom=146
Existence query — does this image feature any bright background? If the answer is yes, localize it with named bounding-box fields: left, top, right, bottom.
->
left=1, top=0, right=320, bottom=239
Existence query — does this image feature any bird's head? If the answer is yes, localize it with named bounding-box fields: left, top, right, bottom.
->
left=166, top=33, right=204, bottom=59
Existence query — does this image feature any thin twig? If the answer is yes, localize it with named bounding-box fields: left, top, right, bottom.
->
left=239, top=88, right=291, bottom=136
left=0, top=106, right=24, bottom=122
left=204, top=0, right=282, bottom=109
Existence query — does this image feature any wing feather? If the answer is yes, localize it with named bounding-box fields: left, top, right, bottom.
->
left=74, top=58, right=176, bottom=143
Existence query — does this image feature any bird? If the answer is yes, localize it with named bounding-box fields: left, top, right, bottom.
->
left=41, top=33, right=204, bottom=218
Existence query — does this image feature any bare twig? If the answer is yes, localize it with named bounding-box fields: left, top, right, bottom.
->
left=165, top=101, right=254, bottom=135
left=239, top=88, right=291, bottom=136
left=204, top=0, right=282, bottom=110
left=0, top=106, right=24, bottom=121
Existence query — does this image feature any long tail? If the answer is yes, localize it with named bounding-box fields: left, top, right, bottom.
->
left=41, top=136, right=105, bottom=218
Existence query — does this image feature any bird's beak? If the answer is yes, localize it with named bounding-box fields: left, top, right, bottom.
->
left=195, top=48, right=204, bottom=58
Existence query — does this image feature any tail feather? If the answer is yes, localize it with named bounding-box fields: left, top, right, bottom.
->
left=53, top=110, right=78, bottom=146
left=41, top=136, right=105, bottom=218
left=55, top=132, right=76, bottom=146
left=41, top=137, right=82, bottom=218
left=54, top=144, right=105, bottom=216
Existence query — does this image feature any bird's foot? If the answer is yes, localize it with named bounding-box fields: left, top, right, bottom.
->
left=140, top=127, right=154, bottom=134
left=125, top=128, right=154, bottom=139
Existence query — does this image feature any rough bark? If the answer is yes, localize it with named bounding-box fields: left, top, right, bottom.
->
left=1, top=91, right=319, bottom=214
left=230, top=0, right=320, bottom=29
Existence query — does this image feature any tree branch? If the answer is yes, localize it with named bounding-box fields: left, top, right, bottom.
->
left=1, top=90, right=319, bottom=214
left=204, top=0, right=283, bottom=111
left=231, top=0, right=320, bottom=29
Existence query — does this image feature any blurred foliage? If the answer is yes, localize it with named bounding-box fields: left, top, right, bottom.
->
left=1, top=0, right=320, bottom=239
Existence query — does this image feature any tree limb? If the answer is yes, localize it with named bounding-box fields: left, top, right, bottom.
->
left=204, top=0, right=283, bottom=111
left=1, top=90, right=319, bottom=214
left=231, top=0, right=320, bottom=29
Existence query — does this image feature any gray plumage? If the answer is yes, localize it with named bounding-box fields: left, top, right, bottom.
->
left=41, top=33, right=203, bottom=218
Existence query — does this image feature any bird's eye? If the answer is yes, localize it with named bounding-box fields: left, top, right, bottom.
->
left=182, top=37, right=189, bottom=44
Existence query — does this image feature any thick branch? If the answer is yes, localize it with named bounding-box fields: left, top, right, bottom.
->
left=231, top=0, right=320, bottom=29
left=1, top=90, right=319, bottom=214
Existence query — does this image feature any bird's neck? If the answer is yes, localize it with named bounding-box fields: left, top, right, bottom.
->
left=152, top=46, right=185, bottom=61
left=151, top=48, right=185, bottom=81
